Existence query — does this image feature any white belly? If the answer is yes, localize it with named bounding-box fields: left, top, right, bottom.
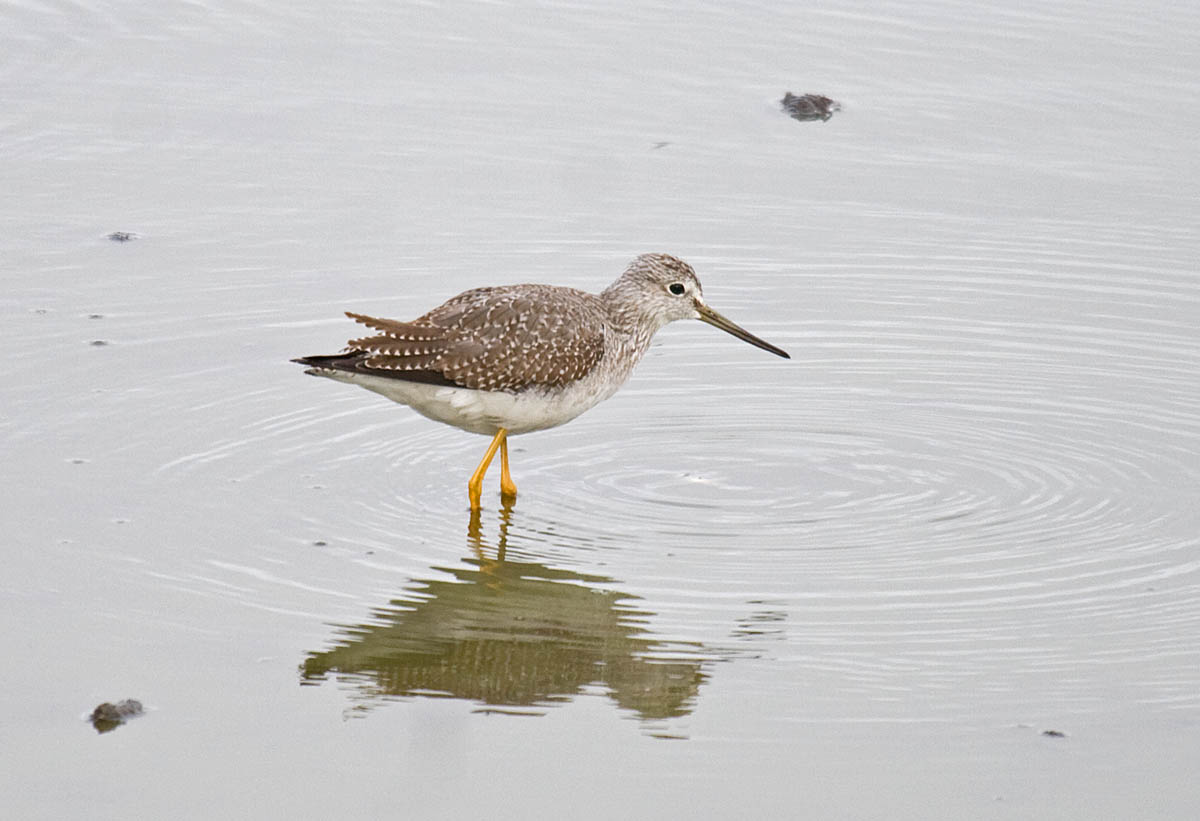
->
left=311, top=367, right=626, bottom=436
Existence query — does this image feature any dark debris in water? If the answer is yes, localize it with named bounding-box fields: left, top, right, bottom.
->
left=107, top=231, right=138, bottom=242
left=1041, top=729, right=1068, bottom=738
left=781, top=91, right=841, bottom=122
left=90, top=699, right=144, bottom=733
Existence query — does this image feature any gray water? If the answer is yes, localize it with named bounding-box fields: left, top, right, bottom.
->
left=3, top=1, right=1199, bottom=818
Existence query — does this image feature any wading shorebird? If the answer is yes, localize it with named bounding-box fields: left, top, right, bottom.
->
left=294, top=253, right=789, bottom=509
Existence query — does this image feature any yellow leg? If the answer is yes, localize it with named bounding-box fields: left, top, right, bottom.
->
left=467, top=428, right=508, bottom=511
left=499, top=435, right=518, bottom=500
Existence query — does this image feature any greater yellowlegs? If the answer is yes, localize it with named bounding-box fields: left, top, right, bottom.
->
left=294, top=253, right=789, bottom=509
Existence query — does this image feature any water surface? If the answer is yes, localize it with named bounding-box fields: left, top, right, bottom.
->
left=3, top=1, right=1198, bottom=818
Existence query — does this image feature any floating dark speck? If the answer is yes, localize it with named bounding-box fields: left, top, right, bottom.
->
left=781, top=91, right=841, bottom=122
left=90, top=699, right=143, bottom=733
left=1041, top=729, right=1067, bottom=738
left=107, top=231, right=137, bottom=242
left=90, top=340, right=110, bottom=346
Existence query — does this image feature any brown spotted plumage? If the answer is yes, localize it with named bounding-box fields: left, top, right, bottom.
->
left=294, top=253, right=789, bottom=509
left=341, top=283, right=607, bottom=392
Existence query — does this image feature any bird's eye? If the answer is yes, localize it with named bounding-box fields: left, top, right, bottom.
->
left=668, top=282, right=686, bottom=296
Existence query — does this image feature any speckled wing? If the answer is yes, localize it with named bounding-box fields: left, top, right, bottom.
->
left=344, top=284, right=607, bottom=392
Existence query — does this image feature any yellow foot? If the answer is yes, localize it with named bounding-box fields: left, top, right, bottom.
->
left=499, top=436, right=518, bottom=500
left=467, top=428, right=508, bottom=511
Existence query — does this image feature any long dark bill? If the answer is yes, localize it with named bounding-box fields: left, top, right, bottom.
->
left=696, top=303, right=790, bottom=359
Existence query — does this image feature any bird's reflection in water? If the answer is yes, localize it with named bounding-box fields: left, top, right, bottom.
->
left=301, top=502, right=709, bottom=733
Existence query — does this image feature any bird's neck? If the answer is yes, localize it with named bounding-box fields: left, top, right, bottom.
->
left=602, top=297, right=662, bottom=379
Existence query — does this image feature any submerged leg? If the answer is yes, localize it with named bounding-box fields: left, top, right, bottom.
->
left=468, top=428, right=508, bottom=510
left=499, top=435, right=518, bottom=500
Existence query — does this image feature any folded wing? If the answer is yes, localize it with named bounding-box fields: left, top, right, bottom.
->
left=317, top=284, right=607, bottom=393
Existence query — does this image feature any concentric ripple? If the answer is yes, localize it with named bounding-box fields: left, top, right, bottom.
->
left=4, top=0, right=1200, bottom=815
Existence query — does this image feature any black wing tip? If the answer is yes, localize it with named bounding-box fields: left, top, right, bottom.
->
left=292, top=354, right=357, bottom=375
left=292, top=352, right=464, bottom=389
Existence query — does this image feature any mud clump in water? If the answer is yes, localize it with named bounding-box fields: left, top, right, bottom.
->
left=90, top=699, right=144, bottom=733
left=781, top=91, right=841, bottom=122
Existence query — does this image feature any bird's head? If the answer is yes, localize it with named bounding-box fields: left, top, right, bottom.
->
left=610, top=253, right=790, bottom=358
